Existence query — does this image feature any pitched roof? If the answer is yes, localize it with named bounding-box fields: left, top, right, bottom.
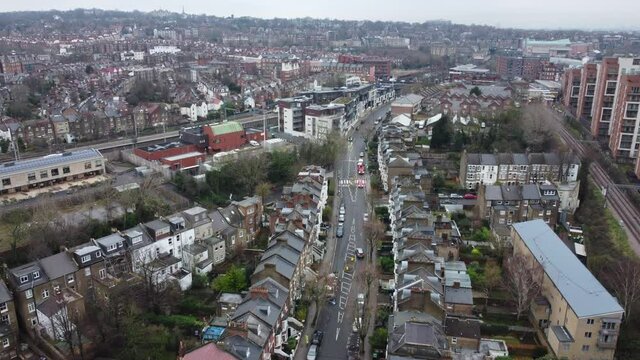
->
left=183, top=342, right=237, bottom=360
left=513, top=220, right=624, bottom=318
left=0, top=149, right=103, bottom=177
left=39, top=252, right=78, bottom=280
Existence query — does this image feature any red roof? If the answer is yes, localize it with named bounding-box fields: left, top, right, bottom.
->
left=183, top=343, right=236, bottom=360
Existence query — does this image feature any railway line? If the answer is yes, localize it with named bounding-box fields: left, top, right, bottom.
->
left=557, top=124, right=640, bottom=254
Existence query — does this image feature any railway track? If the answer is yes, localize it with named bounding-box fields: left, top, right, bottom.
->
left=557, top=124, right=640, bottom=253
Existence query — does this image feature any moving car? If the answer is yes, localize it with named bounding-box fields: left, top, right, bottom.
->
left=357, top=159, right=365, bottom=175
left=359, top=151, right=364, bottom=158
left=356, top=248, right=365, bottom=259
left=249, top=140, right=260, bottom=147
left=312, top=330, right=324, bottom=345
left=357, top=179, right=366, bottom=188
left=307, top=344, right=318, bottom=360
left=336, top=223, right=344, bottom=238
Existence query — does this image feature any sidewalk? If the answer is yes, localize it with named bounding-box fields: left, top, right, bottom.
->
left=293, top=175, right=343, bottom=360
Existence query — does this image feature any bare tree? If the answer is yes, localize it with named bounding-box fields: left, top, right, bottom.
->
left=363, top=218, right=385, bottom=262
left=254, top=182, right=272, bottom=205
left=601, top=257, right=640, bottom=322
left=51, top=298, right=84, bottom=360
left=304, top=273, right=329, bottom=327
left=503, top=254, right=543, bottom=320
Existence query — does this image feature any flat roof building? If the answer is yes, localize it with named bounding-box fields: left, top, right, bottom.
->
left=0, top=149, right=105, bottom=194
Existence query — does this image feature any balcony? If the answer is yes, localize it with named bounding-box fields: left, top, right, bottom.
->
left=597, top=336, right=617, bottom=349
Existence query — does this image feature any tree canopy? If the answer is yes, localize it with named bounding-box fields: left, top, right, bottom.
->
left=212, top=265, right=248, bottom=293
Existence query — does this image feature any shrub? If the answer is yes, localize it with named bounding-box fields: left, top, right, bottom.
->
left=480, top=323, right=510, bottom=336
left=379, top=256, right=395, bottom=273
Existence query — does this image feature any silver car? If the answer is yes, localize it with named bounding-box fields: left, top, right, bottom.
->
left=307, top=344, right=318, bottom=360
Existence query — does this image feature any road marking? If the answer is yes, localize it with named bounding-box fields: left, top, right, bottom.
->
left=337, top=312, right=344, bottom=324
left=336, top=328, right=341, bottom=341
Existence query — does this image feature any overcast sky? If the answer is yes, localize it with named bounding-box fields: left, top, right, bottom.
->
left=1, top=0, right=638, bottom=30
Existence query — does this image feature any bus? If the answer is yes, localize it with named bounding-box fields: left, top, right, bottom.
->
left=357, top=159, right=365, bottom=175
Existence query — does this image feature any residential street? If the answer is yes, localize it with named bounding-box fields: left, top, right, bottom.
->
left=293, top=104, right=390, bottom=360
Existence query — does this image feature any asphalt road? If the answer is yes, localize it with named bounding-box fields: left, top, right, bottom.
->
left=315, top=104, right=390, bottom=360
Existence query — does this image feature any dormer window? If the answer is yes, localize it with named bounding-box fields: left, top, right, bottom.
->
left=95, top=251, right=102, bottom=257
left=108, top=244, right=117, bottom=251
left=19, top=276, right=29, bottom=284
left=81, top=255, right=91, bottom=263
left=33, top=271, right=40, bottom=279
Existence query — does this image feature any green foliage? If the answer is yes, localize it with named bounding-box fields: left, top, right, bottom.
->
left=495, top=357, right=514, bottom=360
left=328, top=178, right=335, bottom=196
left=144, top=313, right=204, bottom=330
left=432, top=173, right=446, bottom=190
left=298, top=131, right=346, bottom=168
left=118, top=321, right=175, bottom=360
left=6, top=100, right=33, bottom=119
left=267, top=150, right=297, bottom=185
left=177, top=297, right=216, bottom=317
left=472, top=227, right=491, bottom=242
left=379, top=256, right=395, bottom=273
left=471, top=248, right=483, bottom=258
left=322, top=206, right=332, bottom=222
left=212, top=265, right=248, bottom=293
left=430, top=115, right=452, bottom=150
left=191, top=273, right=209, bottom=290
left=294, top=301, right=308, bottom=322
left=469, top=86, right=482, bottom=96
left=369, top=328, right=388, bottom=350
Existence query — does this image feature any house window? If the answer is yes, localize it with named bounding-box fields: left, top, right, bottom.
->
left=585, top=332, right=592, bottom=338
left=51, top=168, right=59, bottom=176
left=67, top=274, right=74, bottom=283
left=1, top=178, right=9, bottom=186
left=0, top=315, right=9, bottom=325
left=27, top=303, right=35, bottom=313
left=108, top=244, right=117, bottom=251
left=42, top=289, right=50, bottom=299
left=582, top=345, right=590, bottom=352
left=30, top=318, right=37, bottom=326
left=0, top=303, right=6, bottom=313
left=602, top=322, right=616, bottom=330
left=81, top=255, right=91, bottom=263
left=84, top=268, right=91, bottom=276
left=25, top=290, right=33, bottom=299
left=33, top=271, right=40, bottom=279
left=62, top=166, right=70, bottom=174
left=451, top=337, right=458, bottom=345
left=231, top=236, right=236, bottom=246
left=19, top=276, right=28, bottom=284
left=99, top=268, right=106, bottom=280
left=95, top=160, right=102, bottom=167
left=168, top=238, right=173, bottom=245
left=84, top=162, right=92, bottom=169
left=27, top=173, right=36, bottom=181
left=2, top=338, right=8, bottom=348
left=40, top=171, right=48, bottom=179
left=239, top=230, right=244, bottom=238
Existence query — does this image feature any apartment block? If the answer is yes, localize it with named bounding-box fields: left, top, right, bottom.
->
left=0, top=281, right=18, bottom=358
left=277, top=96, right=312, bottom=135
left=576, top=63, right=597, bottom=122
left=591, top=58, right=620, bottom=140
left=304, top=103, right=346, bottom=139
left=512, top=220, right=623, bottom=360
left=0, top=149, right=105, bottom=195
left=562, top=68, right=582, bottom=115
left=607, top=58, right=640, bottom=160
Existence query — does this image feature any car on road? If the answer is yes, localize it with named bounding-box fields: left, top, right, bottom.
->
left=348, top=136, right=353, bottom=142
left=357, top=179, right=366, bottom=188
left=356, top=248, right=365, bottom=259
left=357, top=293, right=365, bottom=307
left=249, top=140, right=260, bottom=147
left=312, top=330, right=324, bottom=345
left=359, top=151, right=364, bottom=158
left=336, top=223, right=344, bottom=238
left=363, top=213, right=369, bottom=222
left=307, top=344, right=318, bottom=360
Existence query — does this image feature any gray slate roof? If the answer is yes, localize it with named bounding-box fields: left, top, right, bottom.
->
left=513, top=220, right=624, bottom=318
left=0, top=281, right=12, bottom=303
left=39, top=252, right=78, bottom=281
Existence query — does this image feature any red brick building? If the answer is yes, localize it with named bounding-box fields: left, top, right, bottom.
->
left=160, top=152, right=206, bottom=171
left=203, top=121, right=246, bottom=152
left=134, top=142, right=199, bottom=161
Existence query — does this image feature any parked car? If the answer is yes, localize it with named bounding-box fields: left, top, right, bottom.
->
left=450, top=193, right=463, bottom=199
left=463, top=193, right=478, bottom=200
left=336, top=223, right=344, bottom=238
left=307, top=344, right=318, bottom=360
left=356, top=248, right=365, bottom=259
left=339, top=213, right=345, bottom=222
left=312, top=330, right=324, bottom=345
left=340, top=205, right=346, bottom=215
left=249, top=140, right=260, bottom=146
left=363, top=213, right=369, bottom=222
left=348, top=136, right=353, bottom=142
